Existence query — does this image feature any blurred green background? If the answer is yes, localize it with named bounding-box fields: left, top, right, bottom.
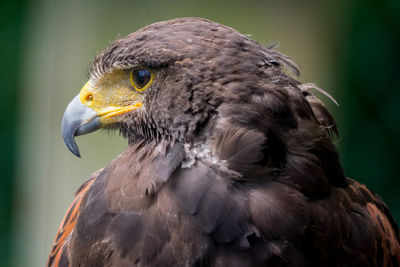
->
left=0, top=0, right=399, bottom=266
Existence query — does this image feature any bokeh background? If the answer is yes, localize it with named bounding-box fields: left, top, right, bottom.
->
left=1, top=0, right=399, bottom=266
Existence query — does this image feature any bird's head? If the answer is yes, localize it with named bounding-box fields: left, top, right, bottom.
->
left=62, top=17, right=324, bottom=160
left=62, top=17, right=278, bottom=157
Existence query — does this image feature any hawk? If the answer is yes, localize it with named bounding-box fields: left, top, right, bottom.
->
left=48, top=18, right=400, bottom=266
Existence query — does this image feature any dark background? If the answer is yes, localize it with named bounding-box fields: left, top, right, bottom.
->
left=0, top=0, right=399, bottom=266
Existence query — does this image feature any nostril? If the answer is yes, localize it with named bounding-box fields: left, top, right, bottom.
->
left=85, top=94, right=93, bottom=103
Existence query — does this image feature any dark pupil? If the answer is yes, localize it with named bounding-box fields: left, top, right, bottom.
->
left=134, top=69, right=151, bottom=88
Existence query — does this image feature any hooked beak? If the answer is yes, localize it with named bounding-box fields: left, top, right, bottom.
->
left=61, top=95, right=100, bottom=157
left=62, top=76, right=145, bottom=157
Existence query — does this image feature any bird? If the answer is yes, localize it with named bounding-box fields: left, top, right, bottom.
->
left=48, top=17, right=400, bottom=266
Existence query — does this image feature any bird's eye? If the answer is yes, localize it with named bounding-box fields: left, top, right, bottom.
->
left=130, top=69, right=153, bottom=92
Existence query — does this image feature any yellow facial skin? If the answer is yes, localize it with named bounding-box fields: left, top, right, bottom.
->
left=79, top=70, right=146, bottom=125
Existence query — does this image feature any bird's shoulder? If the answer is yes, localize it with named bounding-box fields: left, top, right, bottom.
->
left=345, top=179, right=400, bottom=265
left=300, top=178, right=400, bottom=266
left=46, top=168, right=102, bottom=267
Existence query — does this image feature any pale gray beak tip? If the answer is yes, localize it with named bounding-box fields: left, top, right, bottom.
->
left=61, top=95, right=100, bottom=157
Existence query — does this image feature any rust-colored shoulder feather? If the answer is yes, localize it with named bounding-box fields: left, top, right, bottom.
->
left=47, top=169, right=102, bottom=267
left=347, top=179, right=400, bottom=266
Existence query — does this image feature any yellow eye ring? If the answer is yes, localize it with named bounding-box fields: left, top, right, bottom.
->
left=130, top=69, right=154, bottom=92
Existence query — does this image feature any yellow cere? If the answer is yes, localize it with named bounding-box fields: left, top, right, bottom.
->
left=79, top=70, right=145, bottom=124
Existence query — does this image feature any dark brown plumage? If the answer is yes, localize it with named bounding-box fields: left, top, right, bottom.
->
left=49, top=18, right=400, bottom=266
